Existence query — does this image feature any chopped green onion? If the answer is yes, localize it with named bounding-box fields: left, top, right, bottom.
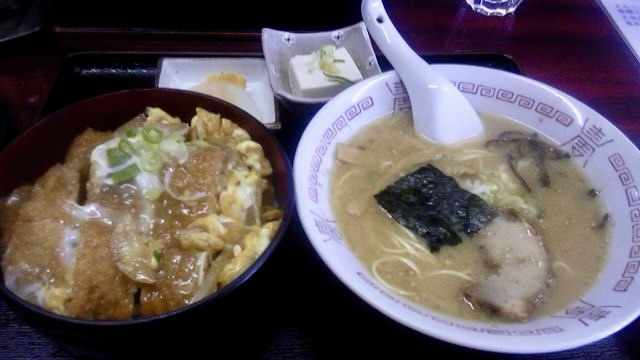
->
left=111, top=163, right=140, bottom=184
left=143, top=127, right=164, bottom=144
left=99, top=123, right=198, bottom=188
left=333, top=59, right=345, bottom=63
left=144, top=188, right=162, bottom=201
left=316, top=44, right=342, bottom=75
left=151, top=250, right=162, bottom=267
left=319, top=44, right=335, bottom=59
left=165, top=134, right=186, bottom=143
left=140, top=151, right=164, bottom=172
left=322, top=72, right=355, bottom=85
left=106, top=147, right=131, bottom=167
left=118, top=138, right=137, bottom=155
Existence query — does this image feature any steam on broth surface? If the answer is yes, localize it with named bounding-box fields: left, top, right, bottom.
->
left=329, top=111, right=610, bottom=322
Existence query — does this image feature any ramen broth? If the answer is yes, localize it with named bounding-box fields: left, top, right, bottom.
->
left=330, top=111, right=609, bottom=322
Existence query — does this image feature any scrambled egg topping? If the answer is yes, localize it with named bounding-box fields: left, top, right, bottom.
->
left=0, top=107, right=282, bottom=319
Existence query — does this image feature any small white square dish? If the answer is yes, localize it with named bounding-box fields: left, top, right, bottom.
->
left=156, top=57, right=279, bottom=128
left=261, top=22, right=382, bottom=112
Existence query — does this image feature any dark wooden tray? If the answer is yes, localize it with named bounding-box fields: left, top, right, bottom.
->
left=39, top=51, right=522, bottom=119
left=37, top=51, right=522, bottom=155
left=4, top=52, right=544, bottom=360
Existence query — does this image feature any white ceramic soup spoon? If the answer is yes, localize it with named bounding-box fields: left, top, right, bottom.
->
left=361, top=0, right=484, bottom=145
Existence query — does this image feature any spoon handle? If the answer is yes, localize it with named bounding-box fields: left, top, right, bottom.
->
left=361, top=0, right=450, bottom=88
left=361, top=0, right=484, bottom=144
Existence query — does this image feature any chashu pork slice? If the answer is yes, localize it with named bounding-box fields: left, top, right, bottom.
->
left=465, top=215, right=552, bottom=320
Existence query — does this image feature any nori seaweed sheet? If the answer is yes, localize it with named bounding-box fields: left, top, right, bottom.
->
left=374, top=164, right=499, bottom=252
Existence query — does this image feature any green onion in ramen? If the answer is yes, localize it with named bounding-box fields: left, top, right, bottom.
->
left=330, top=111, right=610, bottom=322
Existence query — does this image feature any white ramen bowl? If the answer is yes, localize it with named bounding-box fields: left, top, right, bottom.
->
left=293, top=66, right=640, bottom=354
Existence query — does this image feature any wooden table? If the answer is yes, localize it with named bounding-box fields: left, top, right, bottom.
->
left=1, top=0, right=639, bottom=358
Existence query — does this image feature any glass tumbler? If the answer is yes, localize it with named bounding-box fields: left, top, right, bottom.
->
left=464, top=0, right=523, bottom=16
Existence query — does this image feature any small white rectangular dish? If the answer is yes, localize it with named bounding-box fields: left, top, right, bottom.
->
left=156, top=57, right=279, bottom=128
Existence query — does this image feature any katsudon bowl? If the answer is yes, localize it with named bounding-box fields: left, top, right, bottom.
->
left=293, top=66, right=640, bottom=354
left=0, top=88, right=294, bottom=333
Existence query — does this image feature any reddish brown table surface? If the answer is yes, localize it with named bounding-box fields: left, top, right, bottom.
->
left=1, top=0, right=640, bottom=358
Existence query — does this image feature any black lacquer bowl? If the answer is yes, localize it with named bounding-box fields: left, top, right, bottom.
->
left=0, top=88, right=294, bottom=352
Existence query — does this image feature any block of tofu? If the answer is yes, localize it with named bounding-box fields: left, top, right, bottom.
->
left=288, top=46, right=363, bottom=98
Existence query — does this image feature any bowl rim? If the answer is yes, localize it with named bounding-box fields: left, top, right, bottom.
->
left=293, top=66, right=640, bottom=354
left=0, top=87, right=295, bottom=326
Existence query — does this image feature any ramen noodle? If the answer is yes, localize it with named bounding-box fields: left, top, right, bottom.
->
left=330, top=111, right=610, bottom=322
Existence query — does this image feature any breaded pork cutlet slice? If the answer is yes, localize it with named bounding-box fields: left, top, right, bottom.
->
left=66, top=128, right=142, bottom=319
left=1, top=163, right=81, bottom=314
left=137, top=246, right=206, bottom=317
left=65, top=128, right=113, bottom=176
left=3, top=128, right=135, bottom=318
left=67, top=219, right=138, bottom=319
left=139, top=145, right=232, bottom=316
